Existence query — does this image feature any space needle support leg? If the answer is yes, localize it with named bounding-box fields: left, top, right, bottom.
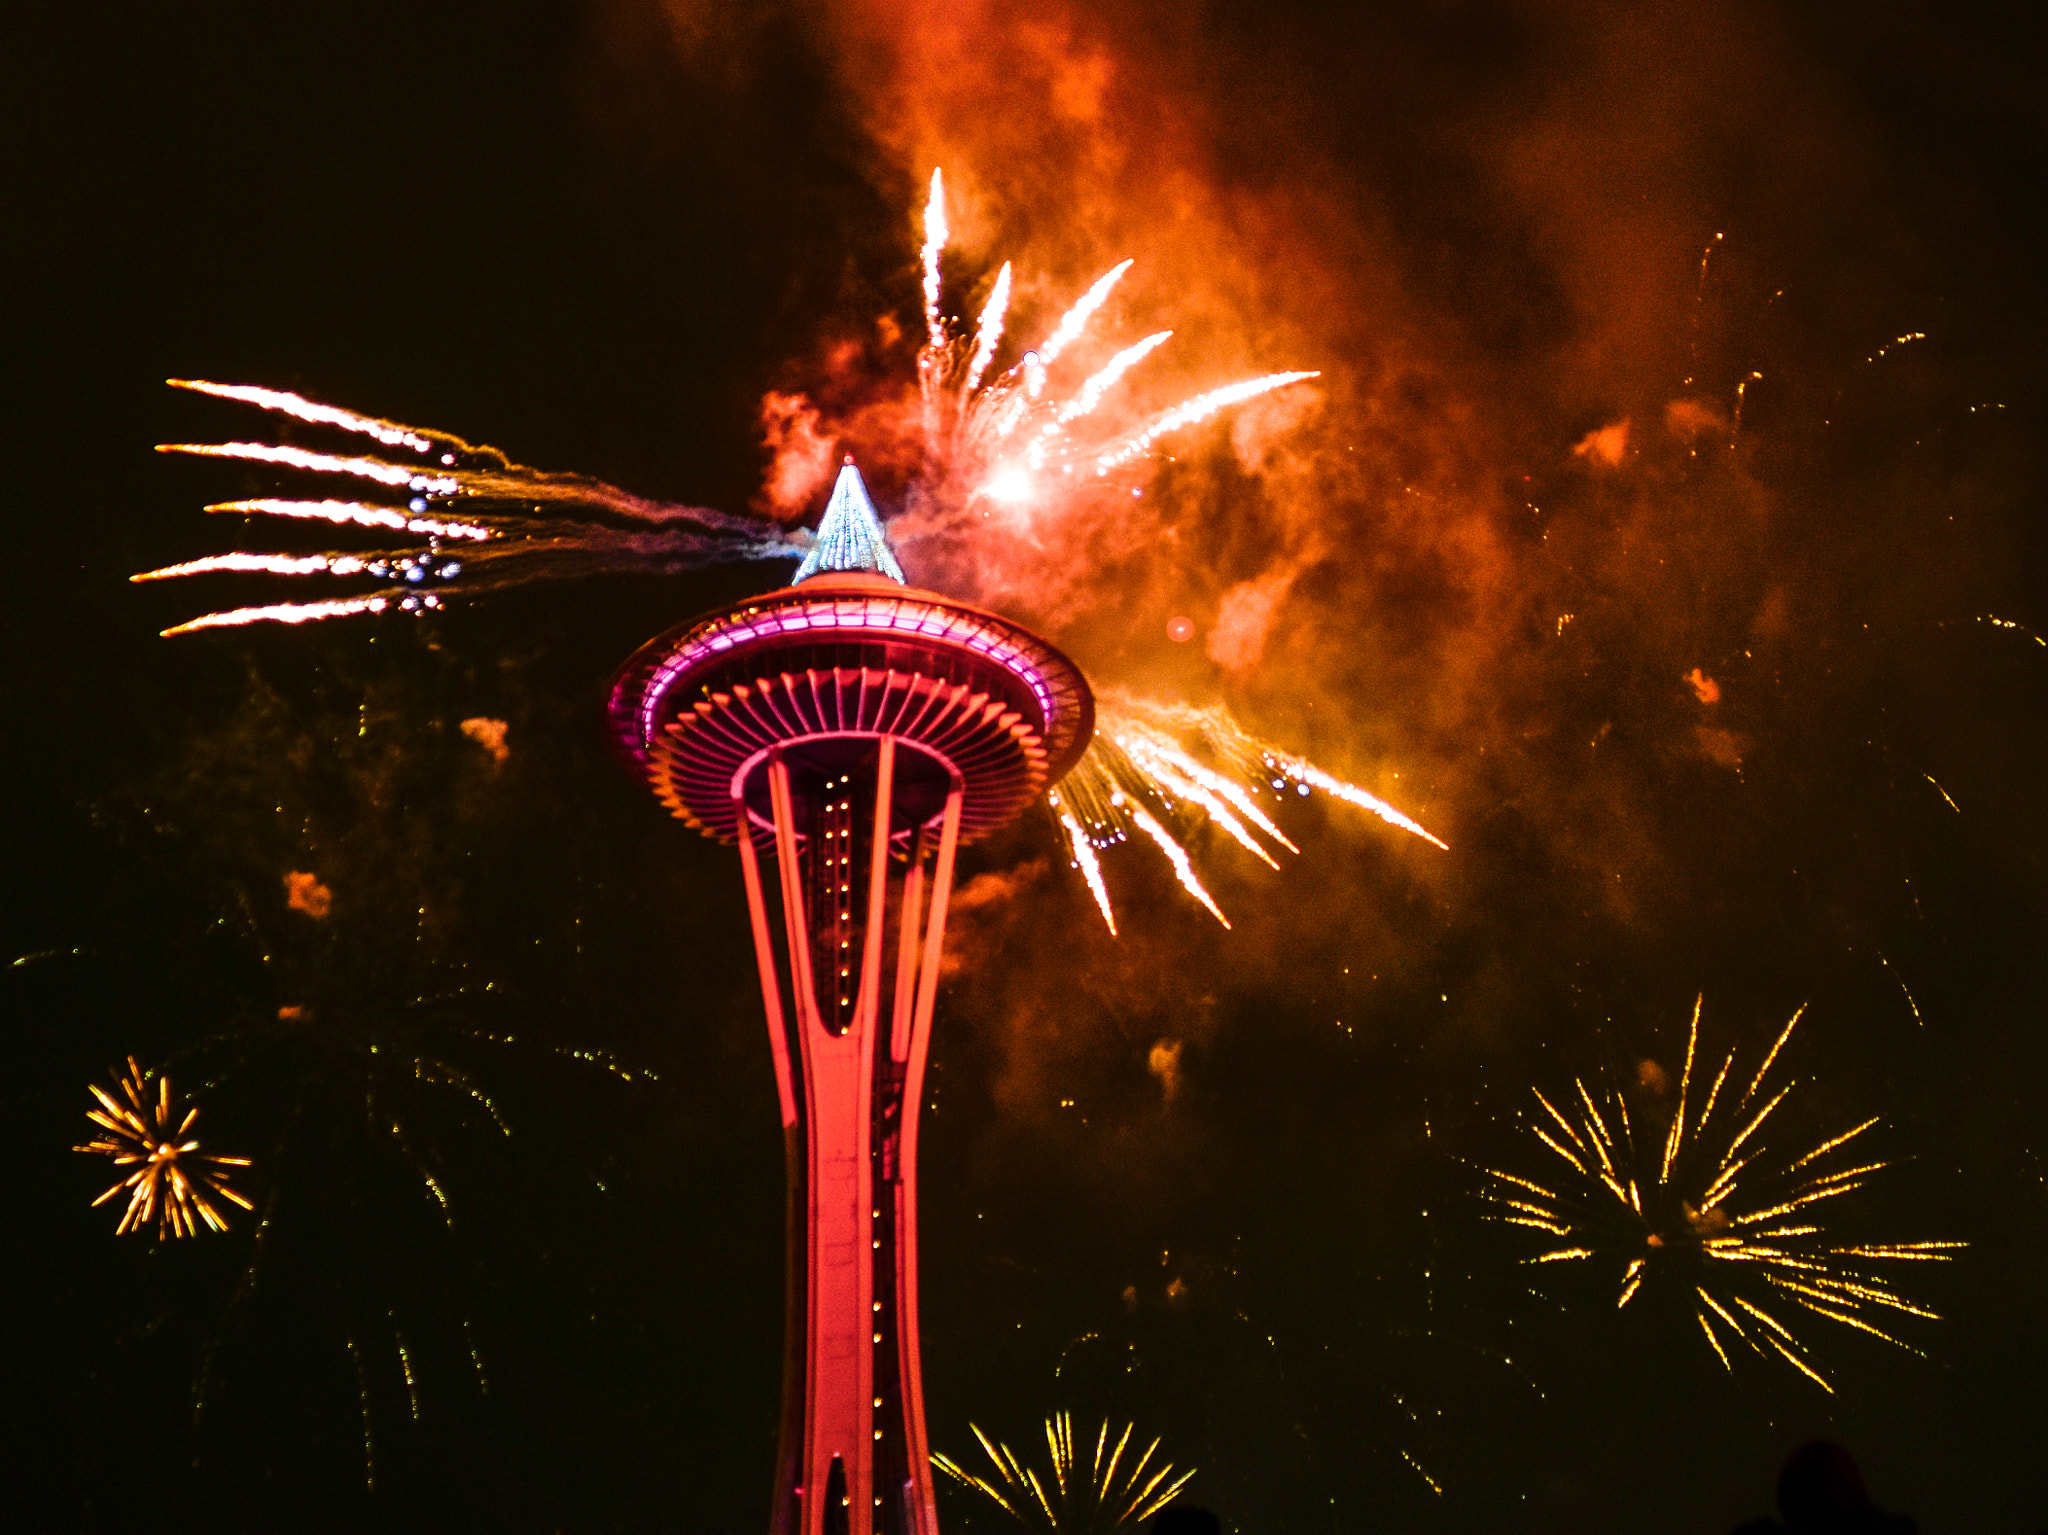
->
left=891, top=782, right=963, bottom=1535
left=770, top=753, right=875, bottom=1530
left=735, top=819, right=799, bottom=1132
left=735, top=804, right=805, bottom=1535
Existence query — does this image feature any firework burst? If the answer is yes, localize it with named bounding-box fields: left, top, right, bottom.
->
left=933, top=1412, right=1195, bottom=1533
left=909, top=168, right=1318, bottom=525
left=143, top=379, right=801, bottom=635
left=76, top=1057, right=254, bottom=1237
left=1050, top=688, right=1446, bottom=932
left=1478, top=998, right=1963, bottom=1390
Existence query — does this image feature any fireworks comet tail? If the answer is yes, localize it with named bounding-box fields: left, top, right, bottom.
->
left=148, top=382, right=801, bottom=634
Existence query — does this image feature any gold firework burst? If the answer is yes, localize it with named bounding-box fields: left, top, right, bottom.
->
left=933, top=1412, right=1195, bottom=1532
left=76, top=1057, right=254, bottom=1237
left=1479, top=998, right=1962, bottom=1390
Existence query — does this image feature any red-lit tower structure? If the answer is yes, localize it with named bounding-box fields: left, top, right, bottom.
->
left=608, top=462, right=1093, bottom=1534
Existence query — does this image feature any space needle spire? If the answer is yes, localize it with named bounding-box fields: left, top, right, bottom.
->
left=793, top=458, right=906, bottom=585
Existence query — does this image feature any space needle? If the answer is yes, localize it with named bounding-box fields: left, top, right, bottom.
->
left=609, top=460, right=1094, bottom=1533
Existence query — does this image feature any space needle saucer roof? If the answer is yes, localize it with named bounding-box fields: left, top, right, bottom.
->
left=608, top=463, right=1093, bottom=846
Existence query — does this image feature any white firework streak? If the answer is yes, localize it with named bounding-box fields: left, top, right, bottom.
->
left=1057, top=808, right=1118, bottom=936
left=922, top=168, right=950, bottom=350
left=1053, top=331, right=1173, bottom=428
left=159, top=441, right=462, bottom=495
left=169, top=379, right=437, bottom=453
left=135, top=552, right=373, bottom=581
left=1129, top=804, right=1231, bottom=929
left=1094, top=372, right=1321, bottom=472
left=162, top=595, right=398, bottom=636
left=1271, top=753, right=1449, bottom=850
left=961, top=262, right=1012, bottom=397
left=208, top=498, right=493, bottom=542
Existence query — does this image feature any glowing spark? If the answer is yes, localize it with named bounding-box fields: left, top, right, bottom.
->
left=1094, top=372, right=1320, bottom=472
left=134, top=552, right=372, bottom=581
left=76, top=1057, right=253, bottom=1238
left=963, top=262, right=1013, bottom=397
left=1271, top=753, right=1449, bottom=850
left=160, top=439, right=461, bottom=494
left=160, top=595, right=393, bottom=637
left=1868, top=331, right=1927, bottom=362
left=934, top=1413, right=1195, bottom=1532
left=1119, top=735, right=1278, bottom=869
left=1036, top=260, right=1134, bottom=375
left=1055, top=804, right=1117, bottom=936
left=1478, top=998, right=1961, bottom=1386
left=169, top=379, right=437, bottom=452
left=922, top=168, right=950, bottom=351
left=983, top=466, right=1035, bottom=505
left=1979, top=614, right=2047, bottom=646
left=1923, top=774, right=1960, bottom=812
left=1130, top=805, right=1230, bottom=929
left=1401, top=1449, right=1445, bottom=1497
left=1660, top=995, right=1702, bottom=1187
left=208, top=498, right=493, bottom=541
left=1054, top=331, right=1172, bottom=427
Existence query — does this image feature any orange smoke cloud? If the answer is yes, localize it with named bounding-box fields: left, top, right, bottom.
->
left=1574, top=420, right=1629, bottom=467
left=461, top=716, right=511, bottom=761
left=1206, top=568, right=1295, bottom=675
left=284, top=871, right=332, bottom=919
left=621, top=0, right=1907, bottom=1027
left=754, top=392, right=837, bottom=519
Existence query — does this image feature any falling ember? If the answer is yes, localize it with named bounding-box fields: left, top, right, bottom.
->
left=1131, top=804, right=1231, bottom=929
left=1274, top=754, right=1448, bottom=850
left=933, top=1413, right=1195, bottom=1532
left=146, top=381, right=800, bottom=636
left=1049, top=688, right=1442, bottom=930
left=1477, top=998, right=1963, bottom=1388
left=1053, top=799, right=1117, bottom=936
left=76, top=1058, right=253, bottom=1238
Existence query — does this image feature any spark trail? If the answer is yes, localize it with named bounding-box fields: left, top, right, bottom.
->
left=933, top=1412, right=1195, bottom=1533
left=905, top=174, right=1319, bottom=526
left=1478, top=998, right=1962, bottom=1389
left=146, top=380, right=803, bottom=635
left=1049, top=688, right=1445, bottom=932
left=76, top=1058, right=253, bottom=1237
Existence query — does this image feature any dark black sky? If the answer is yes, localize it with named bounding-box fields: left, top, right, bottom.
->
left=4, top=1, right=2046, bottom=1531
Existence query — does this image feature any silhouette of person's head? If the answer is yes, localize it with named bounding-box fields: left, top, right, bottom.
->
left=1775, top=1441, right=1915, bottom=1534
left=1150, top=1508, right=1222, bottom=1535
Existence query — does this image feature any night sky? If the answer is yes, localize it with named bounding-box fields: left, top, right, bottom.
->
left=5, top=1, right=2046, bottom=1530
